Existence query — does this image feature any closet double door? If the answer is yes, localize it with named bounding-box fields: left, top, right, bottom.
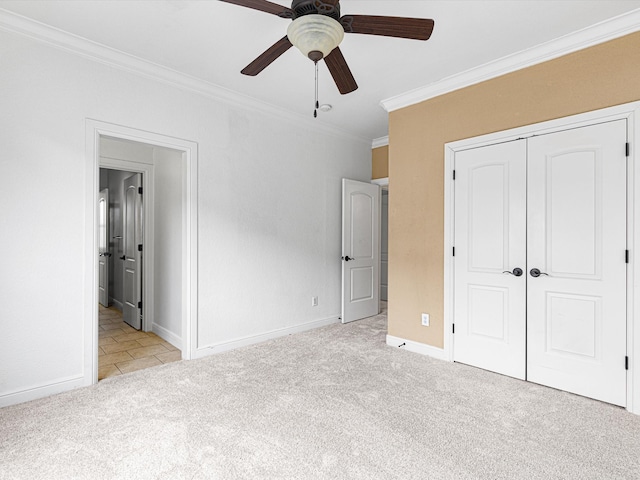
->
left=453, top=120, right=627, bottom=406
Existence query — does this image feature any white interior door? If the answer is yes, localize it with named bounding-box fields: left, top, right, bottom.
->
left=98, top=188, right=110, bottom=307
left=526, top=120, right=627, bottom=406
left=341, top=179, right=380, bottom=323
left=453, top=140, right=528, bottom=379
left=123, top=174, right=143, bottom=330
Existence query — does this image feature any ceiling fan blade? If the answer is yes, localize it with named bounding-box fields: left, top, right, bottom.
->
left=341, top=15, right=434, bottom=41
left=241, top=36, right=293, bottom=76
left=218, top=0, right=293, bottom=18
left=324, top=47, right=358, bottom=95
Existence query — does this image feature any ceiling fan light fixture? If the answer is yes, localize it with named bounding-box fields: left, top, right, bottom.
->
left=287, top=14, right=344, bottom=61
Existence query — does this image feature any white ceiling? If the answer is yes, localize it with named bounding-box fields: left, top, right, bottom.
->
left=1, top=0, right=640, bottom=141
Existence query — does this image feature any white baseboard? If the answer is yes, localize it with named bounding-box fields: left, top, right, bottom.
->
left=0, top=374, right=86, bottom=408
left=151, top=323, right=182, bottom=351
left=109, top=298, right=123, bottom=311
left=386, top=334, right=449, bottom=361
left=192, top=315, right=341, bottom=359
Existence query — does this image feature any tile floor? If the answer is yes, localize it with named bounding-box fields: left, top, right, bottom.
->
left=98, top=305, right=181, bottom=380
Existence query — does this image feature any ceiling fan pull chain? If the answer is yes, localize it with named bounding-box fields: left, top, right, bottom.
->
left=314, top=61, right=319, bottom=118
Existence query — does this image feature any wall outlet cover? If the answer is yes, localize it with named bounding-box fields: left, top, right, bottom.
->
left=421, top=313, right=430, bottom=326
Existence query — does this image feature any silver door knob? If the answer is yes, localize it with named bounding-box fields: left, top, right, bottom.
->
left=502, top=268, right=523, bottom=277
left=530, top=268, right=549, bottom=278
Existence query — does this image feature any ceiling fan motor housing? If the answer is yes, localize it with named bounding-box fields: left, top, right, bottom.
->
left=291, top=0, right=341, bottom=20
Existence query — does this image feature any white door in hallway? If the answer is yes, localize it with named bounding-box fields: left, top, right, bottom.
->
left=123, top=174, right=143, bottom=330
left=98, top=188, right=110, bottom=307
left=526, top=120, right=627, bottom=406
left=341, top=179, right=380, bottom=323
left=453, top=140, right=528, bottom=379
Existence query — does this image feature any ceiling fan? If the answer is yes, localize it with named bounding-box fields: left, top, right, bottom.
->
left=220, top=0, right=435, bottom=95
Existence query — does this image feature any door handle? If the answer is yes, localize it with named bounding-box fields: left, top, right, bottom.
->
left=530, top=268, right=549, bottom=278
left=342, top=256, right=353, bottom=262
left=119, top=255, right=126, bottom=260
left=502, top=268, right=523, bottom=277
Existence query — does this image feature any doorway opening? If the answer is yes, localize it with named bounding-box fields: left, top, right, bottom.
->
left=98, top=166, right=182, bottom=379
left=380, top=186, right=389, bottom=303
left=372, top=176, right=389, bottom=315
left=86, top=120, right=199, bottom=385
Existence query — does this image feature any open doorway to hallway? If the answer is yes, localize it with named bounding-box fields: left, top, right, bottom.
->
left=86, top=119, right=198, bottom=386
left=96, top=136, right=185, bottom=380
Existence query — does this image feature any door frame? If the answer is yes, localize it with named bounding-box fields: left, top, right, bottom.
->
left=85, top=119, right=199, bottom=385
left=444, top=101, right=640, bottom=414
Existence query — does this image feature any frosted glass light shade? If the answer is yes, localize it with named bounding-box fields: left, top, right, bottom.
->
left=287, top=14, right=344, bottom=60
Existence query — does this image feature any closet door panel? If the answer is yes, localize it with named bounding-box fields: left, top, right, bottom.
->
left=526, top=120, right=627, bottom=407
left=453, top=140, right=527, bottom=379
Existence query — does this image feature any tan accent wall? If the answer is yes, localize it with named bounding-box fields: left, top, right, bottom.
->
left=388, top=32, right=640, bottom=348
left=372, top=145, right=389, bottom=179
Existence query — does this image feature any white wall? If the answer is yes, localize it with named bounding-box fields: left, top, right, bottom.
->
left=0, top=29, right=370, bottom=405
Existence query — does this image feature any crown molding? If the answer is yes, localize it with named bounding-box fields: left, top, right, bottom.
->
left=372, top=136, right=389, bottom=149
left=381, top=8, right=640, bottom=113
left=0, top=8, right=369, bottom=144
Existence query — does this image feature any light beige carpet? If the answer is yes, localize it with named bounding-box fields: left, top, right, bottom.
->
left=1, top=310, right=639, bottom=479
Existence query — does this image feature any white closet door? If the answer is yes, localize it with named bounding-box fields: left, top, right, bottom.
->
left=527, top=120, right=627, bottom=406
left=453, top=140, right=527, bottom=379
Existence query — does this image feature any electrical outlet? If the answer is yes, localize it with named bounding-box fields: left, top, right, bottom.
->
left=311, top=296, right=318, bottom=307
left=421, top=313, right=430, bottom=327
